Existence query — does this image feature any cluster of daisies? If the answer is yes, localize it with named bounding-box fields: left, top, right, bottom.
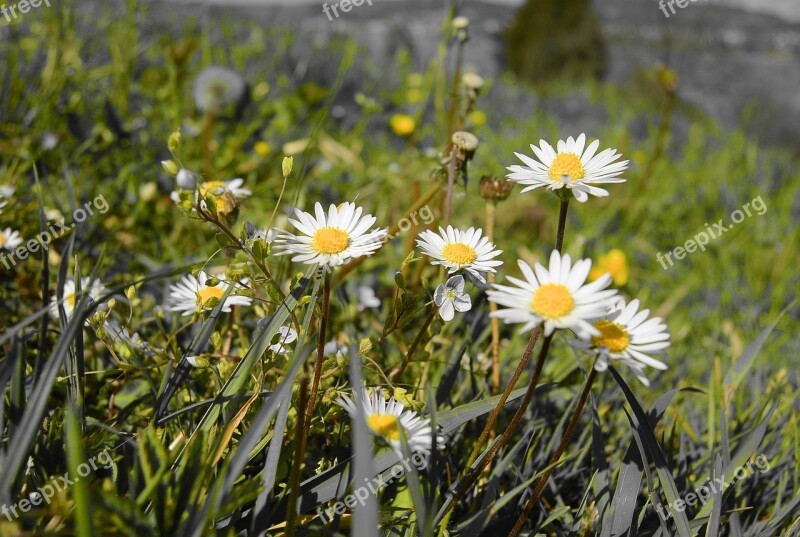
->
left=49, top=134, right=668, bottom=459
left=244, top=135, right=667, bottom=455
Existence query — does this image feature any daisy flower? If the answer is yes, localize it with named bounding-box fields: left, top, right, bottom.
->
left=273, top=202, right=387, bottom=270
left=336, top=388, right=442, bottom=458
left=571, top=298, right=670, bottom=386
left=268, top=326, right=298, bottom=355
left=0, top=228, right=23, bottom=250
left=49, top=277, right=107, bottom=322
left=168, top=271, right=252, bottom=317
left=434, top=275, right=472, bottom=322
left=507, top=133, right=629, bottom=202
left=487, top=250, right=618, bottom=339
left=415, top=226, right=502, bottom=284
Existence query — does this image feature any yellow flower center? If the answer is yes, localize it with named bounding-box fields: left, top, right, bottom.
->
left=592, top=320, right=630, bottom=352
left=548, top=153, right=585, bottom=182
left=367, top=413, right=401, bottom=441
left=441, top=242, right=477, bottom=265
left=66, top=292, right=76, bottom=307
left=197, top=286, right=224, bottom=305
left=0, top=233, right=5, bottom=246
left=312, top=227, right=349, bottom=254
left=531, top=283, right=575, bottom=319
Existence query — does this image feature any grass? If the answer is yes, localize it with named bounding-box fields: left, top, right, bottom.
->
left=0, top=1, right=798, bottom=536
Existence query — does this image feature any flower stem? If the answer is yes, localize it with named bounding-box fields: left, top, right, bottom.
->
left=507, top=366, right=598, bottom=537
left=443, top=147, right=458, bottom=228
left=391, top=305, right=438, bottom=380
left=438, top=331, right=551, bottom=532
left=555, top=197, right=569, bottom=252
left=202, top=111, right=214, bottom=175
left=285, top=376, right=308, bottom=537
left=303, top=271, right=332, bottom=440
left=485, top=199, right=500, bottom=393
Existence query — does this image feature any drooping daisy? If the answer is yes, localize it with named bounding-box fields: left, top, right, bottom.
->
left=356, top=285, right=381, bottom=311
left=416, top=226, right=502, bottom=284
left=273, top=202, right=387, bottom=270
left=507, top=133, right=629, bottom=202
left=168, top=271, right=252, bottom=317
left=170, top=178, right=251, bottom=212
left=487, top=250, right=618, bottom=339
left=268, top=325, right=298, bottom=355
left=434, top=275, right=472, bottom=322
left=324, top=340, right=347, bottom=359
left=571, top=298, right=670, bottom=386
left=336, top=388, right=443, bottom=458
left=49, top=277, right=108, bottom=322
left=0, top=228, right=23, bottom=250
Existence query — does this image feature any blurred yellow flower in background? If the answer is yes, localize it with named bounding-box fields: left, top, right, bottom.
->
left=589, top=248, right=629, bottom=286
left=254, top=141, right=270, bottom=157
left=468, top=109, right=487, bottom=126
left=390, top=114, right=416, bottom=136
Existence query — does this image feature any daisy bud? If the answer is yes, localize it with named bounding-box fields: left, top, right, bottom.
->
left=282, top=156, right=294, bottom=178
left=161, top=160, right=179, bottom=176
left=168, top=130, right=181, bottom=153
left=176, top=168, right=198, bottom=189
left=479, top=176, right=514, bottom=202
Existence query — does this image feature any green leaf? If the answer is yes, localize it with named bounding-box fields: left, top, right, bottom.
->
left=609, top=366, right=693, bottom=537
left=66, top=403, right=92, bottom=537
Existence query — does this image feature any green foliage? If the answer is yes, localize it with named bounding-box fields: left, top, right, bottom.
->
left=0, top=1, right=798, bottom=536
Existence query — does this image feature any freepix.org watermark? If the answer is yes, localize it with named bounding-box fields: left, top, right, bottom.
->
left=1, top=0, right=50, bottom=24
left=0, top=194, right=109, bottom=270
left=656, top=195, right=766, bottom=270
left=658, top=0, right=707, bottom=19
left=1, top=449, right=113, bottom=521
left=322, top=0, right=374, bottom=21
left=654, top=453, right=771, bottom=521
left=316, top=451, right=428, bottom=523
left=383, top=204, right=434, bottom=243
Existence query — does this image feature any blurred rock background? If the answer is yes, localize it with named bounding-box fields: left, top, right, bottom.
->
left=150, top=0, right=800, bottom=151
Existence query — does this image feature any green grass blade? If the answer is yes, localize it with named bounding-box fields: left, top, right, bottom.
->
left=609, top=366, right=693, bottom=537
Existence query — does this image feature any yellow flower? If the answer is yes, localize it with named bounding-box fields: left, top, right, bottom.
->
left=254, top=141, right=270, bottom=157
left=390, top=114, right=416, bottom=136
left=589, top=249, right=629, bottom=286
left=468, top=109, right=487, bottom=126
